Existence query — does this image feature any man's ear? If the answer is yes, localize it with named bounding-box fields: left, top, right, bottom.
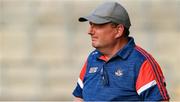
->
left=115, top=24, right=124, bottom=38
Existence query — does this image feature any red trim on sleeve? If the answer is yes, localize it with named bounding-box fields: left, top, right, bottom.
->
left=136, top=60, right=155, bottom=91
left=135, top=45, right=170, bottom=100
left=79, top=60, right=87, bottom=81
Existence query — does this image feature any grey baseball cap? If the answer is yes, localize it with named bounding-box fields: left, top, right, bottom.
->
left=79, top=2, right=131, bottom=28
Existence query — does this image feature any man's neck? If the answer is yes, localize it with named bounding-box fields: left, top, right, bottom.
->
left=98, top=38, right=129, bottom=60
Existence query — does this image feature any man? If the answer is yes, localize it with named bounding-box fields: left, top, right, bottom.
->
left=72, top=1, right=170, bottom=101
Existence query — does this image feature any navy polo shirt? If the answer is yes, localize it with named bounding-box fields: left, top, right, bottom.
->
left=73, top=37, right=169, bottom=101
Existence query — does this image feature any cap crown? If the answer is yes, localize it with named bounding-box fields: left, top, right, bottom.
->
left=92, top=2, right=131, bottom=28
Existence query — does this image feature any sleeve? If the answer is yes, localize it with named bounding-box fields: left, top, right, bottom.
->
left=136, top=59, right=170, bottom=101
left=72, top=60, right=87, bottom=98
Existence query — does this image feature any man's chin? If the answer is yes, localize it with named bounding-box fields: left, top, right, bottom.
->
left=92, top=42, right=102, bottom=48
left=92, top=44, right=100, bottom=49
left=92, top=44, right=98, bottom=48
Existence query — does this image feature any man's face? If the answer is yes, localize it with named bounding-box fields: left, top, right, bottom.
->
left=88, top=22, right=119, bottom=49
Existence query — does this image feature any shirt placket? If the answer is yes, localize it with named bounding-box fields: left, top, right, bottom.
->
left=100, top=63, right=109, bottom=86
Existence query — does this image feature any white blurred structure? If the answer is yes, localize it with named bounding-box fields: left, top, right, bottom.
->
left=0, top=0, right=180, bottom=101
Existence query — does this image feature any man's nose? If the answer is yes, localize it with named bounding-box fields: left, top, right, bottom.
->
left=88, top=26, right=94, bottom=35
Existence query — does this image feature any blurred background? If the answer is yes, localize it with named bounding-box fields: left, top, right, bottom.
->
left=0, top=0, right=180, bottom=101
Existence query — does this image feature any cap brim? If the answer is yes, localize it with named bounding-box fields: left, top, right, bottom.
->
left=78, top=15, right=111, bottom=24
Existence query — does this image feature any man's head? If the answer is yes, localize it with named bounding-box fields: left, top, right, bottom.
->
left=87, top=22, right=125, bottom=49
left=79, top=2, right=131, bottom=29
left=79, top=2, right=131, bottom=50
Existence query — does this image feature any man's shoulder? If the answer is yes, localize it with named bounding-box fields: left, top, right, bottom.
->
left=88, top=49, right=99, bottom=56
left=132, top=45, right=155, bottom=62
left=86, top=49, right=100, bottom=61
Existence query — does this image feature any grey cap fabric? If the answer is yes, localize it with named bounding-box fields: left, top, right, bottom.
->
left=79, top=2, right=131, bottom=28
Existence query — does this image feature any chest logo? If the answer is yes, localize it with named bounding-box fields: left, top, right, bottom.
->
left=115, top=69, right=123, bottom=77
left=89, top=67, right=98, bottom=73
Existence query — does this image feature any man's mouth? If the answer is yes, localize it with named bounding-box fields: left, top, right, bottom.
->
left=91, top=37, right=98, bottom=41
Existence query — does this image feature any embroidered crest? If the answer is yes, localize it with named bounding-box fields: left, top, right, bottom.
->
left=89, top=67, right=98, bottom=73
left=115, top=69, right=123, bottom=76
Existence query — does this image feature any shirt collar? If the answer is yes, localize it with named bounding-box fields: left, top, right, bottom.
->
left=116, top=37, right=135, bottom=59
left=96, top=37, right=135, bottom=61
